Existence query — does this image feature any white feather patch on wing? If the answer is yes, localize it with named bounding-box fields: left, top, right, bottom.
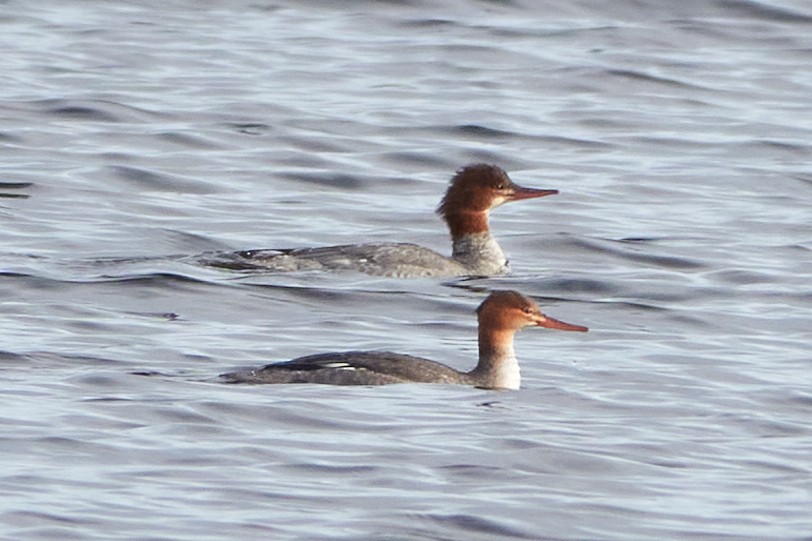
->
left=319, top=362, right=358, bottom=371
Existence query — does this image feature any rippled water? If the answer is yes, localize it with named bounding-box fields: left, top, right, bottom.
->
left=2, top=0, right=811, bottom=539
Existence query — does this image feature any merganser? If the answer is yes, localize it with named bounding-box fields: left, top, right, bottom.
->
left=221, top=290, right=588, bottom=389
left=213, top=164, right=557, bottom=277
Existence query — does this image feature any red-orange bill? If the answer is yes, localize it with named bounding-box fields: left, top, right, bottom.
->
left=538, top=315, right=589, bottom=332
left=510, top=185, right=559, bottom=201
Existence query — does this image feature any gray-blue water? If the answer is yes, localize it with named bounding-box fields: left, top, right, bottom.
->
left=2, top=1, right=811, bottom=539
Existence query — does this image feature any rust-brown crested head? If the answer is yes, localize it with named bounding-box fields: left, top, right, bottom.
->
left=477, top=290, right=542, bottom=331
left=436, top=163, right=557, bottom=219
left=477, top=290, right=588, bottom=332
left=436, top=164, right=513, bottom=217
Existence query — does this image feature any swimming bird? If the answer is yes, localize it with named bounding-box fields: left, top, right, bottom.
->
left=222, top=290, right=588, bottom=389
left=215, top=164, right=557, bottom=277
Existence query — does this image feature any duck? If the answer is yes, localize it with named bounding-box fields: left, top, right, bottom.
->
left=221, top=290, right=588, bottom=389
left=211, top=164, right=557, bottom=277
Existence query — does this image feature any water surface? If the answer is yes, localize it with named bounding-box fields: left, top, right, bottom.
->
left=1, top=1, right=811, bottom=540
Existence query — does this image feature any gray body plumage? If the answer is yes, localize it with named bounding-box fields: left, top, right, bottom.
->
left=220, top=233, right=508, bottom=278
left=222, top=351, right=475, bottom=386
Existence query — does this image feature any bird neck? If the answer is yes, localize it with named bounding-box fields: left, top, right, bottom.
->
left=444, top=210, right=490, bottom=239
left=469, top=328, right=520, bottom=390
